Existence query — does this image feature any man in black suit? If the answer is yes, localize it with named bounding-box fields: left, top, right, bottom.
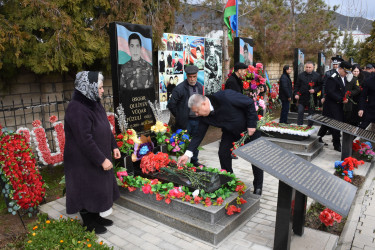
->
left=317, top=61, right=351, bottom=152
left=177, top=90, right=264, bottom=195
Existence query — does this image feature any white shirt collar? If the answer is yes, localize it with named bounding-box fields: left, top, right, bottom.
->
left=208, top=99, right=214, bottom=111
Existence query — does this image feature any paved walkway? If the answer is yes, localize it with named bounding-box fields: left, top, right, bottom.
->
left=40, top=131, right=374, bottom=250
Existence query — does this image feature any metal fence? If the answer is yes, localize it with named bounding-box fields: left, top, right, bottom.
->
left=0, top=90, right=114, bottom=151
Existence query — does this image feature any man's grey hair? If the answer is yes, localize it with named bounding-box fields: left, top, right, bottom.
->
left=188, top=94, right=207, bottom=108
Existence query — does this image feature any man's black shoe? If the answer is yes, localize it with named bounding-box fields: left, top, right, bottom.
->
left=334, top=145, right=341, bottom=152
left=253, top=188, right=262, bottom=195
left=318, top=137, right=328, bottom=146
left=231, top=154, right=238, bottom=159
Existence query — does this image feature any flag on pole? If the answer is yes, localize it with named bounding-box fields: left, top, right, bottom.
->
left=223, top=0, right=237, bottom=41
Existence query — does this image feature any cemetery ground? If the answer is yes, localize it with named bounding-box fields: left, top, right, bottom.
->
left=2, top=109, right=375, bottom=249
left=0, top=126, right=224, bottom=249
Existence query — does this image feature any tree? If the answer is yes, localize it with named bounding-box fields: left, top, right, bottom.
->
left=358, top=21, right=375, bottom=66
left=339, top=31, right=361, bottom=62
left=0, top=0, right=179, bottom=79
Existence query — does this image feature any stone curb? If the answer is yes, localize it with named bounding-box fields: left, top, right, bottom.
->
left=336, top=161, right=375, bottom=249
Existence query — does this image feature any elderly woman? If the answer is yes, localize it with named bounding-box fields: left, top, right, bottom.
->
left=64, top=71, right=120, bottom=234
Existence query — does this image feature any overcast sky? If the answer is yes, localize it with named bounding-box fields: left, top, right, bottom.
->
left=325, top=0, right=375, bottom=20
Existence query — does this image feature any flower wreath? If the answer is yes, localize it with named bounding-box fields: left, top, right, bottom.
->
left=116, top=160, right=247, bottom=214
left=31, top=116, right=65, bottom=166
left=0, top=124, right=46, bottom=215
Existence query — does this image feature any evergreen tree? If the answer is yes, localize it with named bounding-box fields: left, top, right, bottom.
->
left=358, top=21, right=375, bottom=66
left=0, top=0, right=179, bottom=78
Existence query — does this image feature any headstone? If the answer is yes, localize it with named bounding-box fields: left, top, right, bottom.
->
left=309, top=114, right=375, bottom=159
left=234, top=137, right=357, bottom=216
left=234, top=137, right=357, bottom=250
left=318, top=52, right=326, bottom=76
left=234, top=37, right=254, bottom=66
left=109, top=22, right=155, bottom=133
left=293, top=48, right=304, bottom=84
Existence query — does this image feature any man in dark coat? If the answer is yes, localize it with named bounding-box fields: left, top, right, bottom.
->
left=293, top=61, right=322, bottom=127
left=278, top=65, right=293, bottom=123
left=168, top=65, right=204, bottom=167
left=322, top=56, right=344, bottom=103
left=317, top=61, right=352, bottom=152
left=177, top=90, right=264, bottom=195
left=225, top=62, right=248, bottom=92
left=359, top=73, right=375, bottom=128
left=64, top=71, right=120, bottom=234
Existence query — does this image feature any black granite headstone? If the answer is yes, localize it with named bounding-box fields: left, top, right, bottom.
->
left=317, top=52, right=326, bottom=76
left=293, top=48, right=304, bottom=85
left=109, top=22, right=156, bottom=133
left=234, top=137, right=357, bottom=216
left=309, top=114, right=375, bottom=159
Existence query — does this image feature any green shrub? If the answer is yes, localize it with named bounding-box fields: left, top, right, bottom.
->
left=24, top=214, right=112, bottom=249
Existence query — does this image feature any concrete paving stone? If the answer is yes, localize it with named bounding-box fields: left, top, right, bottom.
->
left=255, top=224, right=275, bottom=233
left=139, top=241, right=162, bottom=250
left=124, top=234, right=145, bottom=247
left=156, top=241, right=182, bottom=250
left=128, top=218, right=149, bottom=230
left=140, top=224, right=163, bottom=236
left=140, top=218, right=159, bottom=227
left=353, top=234, right=369, bottom=248
left=191, top=239, right=214, bottom=250
left=251, top=217, right=274, bottom=226
left=172, top=231, right=194, bottom=242
left=217, top=240, right=238, bottom=250
left=229, top=238, right=254, bottom=247
left=98, top=230, right=114, bottom=239
left=56, top=197, right=66, bottom=205
left=259, top=203, right=274, bottom=210
left=155, top=224, right=175, bottom=234
left=231, top=230, right=248, bottom=240
left=107, top=234, right=128, bottom=248
left=232, top=245, right=254, bottom=250
left=244, top=221, right=258, bottom=228
left=107, top=224, right=130, bottom=237
left=113, top=217, right=129, bottom=228
left=254, top=212, right=266, bottom=219
left=125, top=226, right=146, bottom=237
left=250, top=243, right=272, bottom=250
left=264, top=200, right=278, bottom=207
left=174, top=238, right=200, bottom=250
left=140, top=232, right=162, bottom=245
left=244, top=233, right=271, bottom=246
left=357, top=225, right=375, bottom=235
left=159, top=231, right=183, bottom=244
left=260, top=209, right=277, bottom=217
left=364, top=245, right=375, bottom=250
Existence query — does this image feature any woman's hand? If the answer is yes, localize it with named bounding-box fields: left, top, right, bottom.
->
left=113, top=148, right=121, bottom=159
left=102, top=159, right=113, bottom=171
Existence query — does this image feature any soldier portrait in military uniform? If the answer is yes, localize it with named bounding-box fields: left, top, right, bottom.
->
left=194, top=46, right=205, bottom=70
left=204, top=39, right=222, bottom=95
left=120, top=33, right=153, bottom=90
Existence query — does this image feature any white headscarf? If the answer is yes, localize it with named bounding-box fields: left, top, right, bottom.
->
left=74, top=71, right=101, bottom=101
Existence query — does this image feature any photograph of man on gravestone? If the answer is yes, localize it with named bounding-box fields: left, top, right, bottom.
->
left=243, top=43, right=253, bottom=66
left=119, top=33, right=153, bottom=91
left=204, top=40, right=222, bottom=95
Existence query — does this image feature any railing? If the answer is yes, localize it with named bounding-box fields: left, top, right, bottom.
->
left=0, top=90, right=114, bottom=151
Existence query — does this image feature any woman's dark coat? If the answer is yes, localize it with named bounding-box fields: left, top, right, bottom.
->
left=343, top=76, right=360, bottom=112
left=64, top=90, right=119, bottom=214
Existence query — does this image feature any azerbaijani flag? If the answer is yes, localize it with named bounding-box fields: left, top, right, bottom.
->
left=223, top=0, right=237, bottom=41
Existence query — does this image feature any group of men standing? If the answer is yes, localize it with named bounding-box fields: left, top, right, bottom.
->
left=279, top=55, right=375, bottom=152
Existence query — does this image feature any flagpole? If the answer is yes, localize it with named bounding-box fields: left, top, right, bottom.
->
left=236, top=0, right=239, bottom=37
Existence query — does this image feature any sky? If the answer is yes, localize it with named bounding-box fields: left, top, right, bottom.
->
left=325, top=0, right=375, bottom=20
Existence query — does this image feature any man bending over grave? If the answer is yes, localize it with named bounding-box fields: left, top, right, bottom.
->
left=177, top=91, right=264, bottom=195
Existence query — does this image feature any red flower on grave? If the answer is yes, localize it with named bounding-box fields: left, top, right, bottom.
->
left=204, top=197, right=212, bottom=207
left=126, top=129, right=133, bottom=135
left=142, top=184, right=152, bottom=194
left=216, top=197, right=224, bottom=205
left=184, top=195, right=192, bottom=202
left=319, top=209, right=334, bottom=226
left=156, top=193, right=164, bottom=201
left=128, top=186, right=136, bottom=192
left=49, top=115, right=58, bottom=123
left=194, top=196, right=202, bottom=204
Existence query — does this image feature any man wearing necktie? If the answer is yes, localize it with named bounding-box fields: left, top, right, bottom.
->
left=317, top=61, right=352, bottom=152
left=177, top=90, right=264, bottom=195
left=168, top=65, right=204, bottom=167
